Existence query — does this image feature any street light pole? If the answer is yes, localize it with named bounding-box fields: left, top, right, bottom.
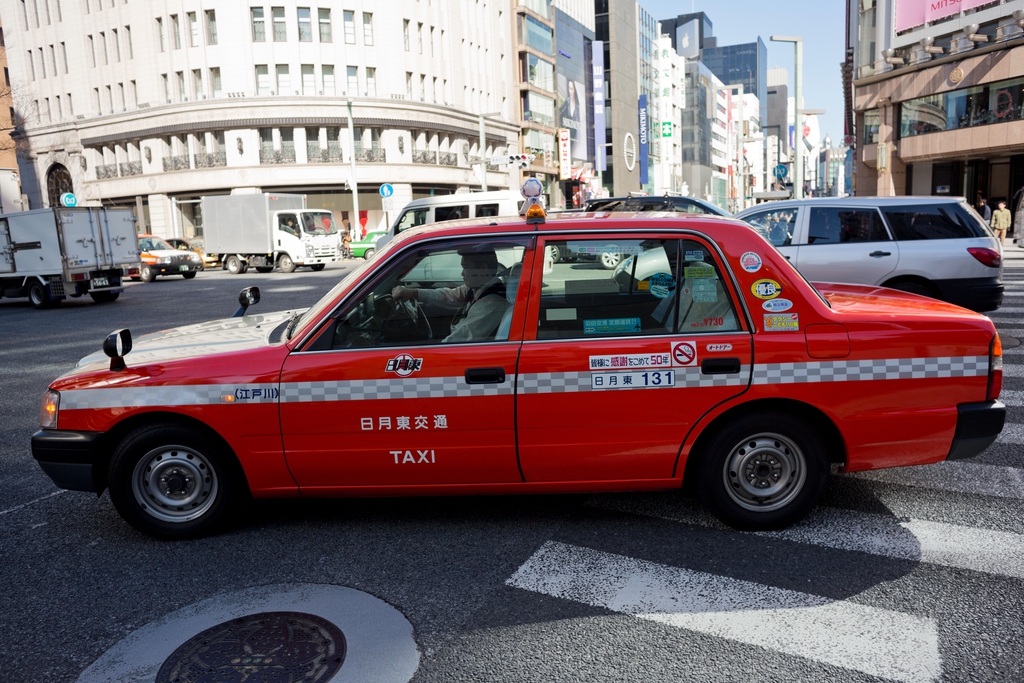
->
left=346, top=99, right=360, bottom=239
left=478, top=112, right=502, bottom=192
left=771, top=35, right=803, bottom=199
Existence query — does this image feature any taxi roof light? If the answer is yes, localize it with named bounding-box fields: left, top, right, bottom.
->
left=525, top=203, right=546, bottom=223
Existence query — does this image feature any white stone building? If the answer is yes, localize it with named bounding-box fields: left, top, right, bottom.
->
left=0, top=0, right=520, bottom=238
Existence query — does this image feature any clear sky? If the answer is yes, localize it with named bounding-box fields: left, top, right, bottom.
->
left=642, top=0, right=848, bottom=144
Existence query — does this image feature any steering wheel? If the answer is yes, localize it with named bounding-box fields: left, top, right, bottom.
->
left=375, top=294, right=432, bottom=342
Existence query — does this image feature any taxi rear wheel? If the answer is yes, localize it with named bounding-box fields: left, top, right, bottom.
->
left=108, top=424, right=243, bottom=539
left=695, top=413, right=829, bottom=531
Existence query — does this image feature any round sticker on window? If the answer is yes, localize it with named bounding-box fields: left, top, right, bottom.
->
left=751, top=279, right=782, bottom=300
left=648, top=272, right=676, bottom=299
left=740, top=252, right=762, bottom=273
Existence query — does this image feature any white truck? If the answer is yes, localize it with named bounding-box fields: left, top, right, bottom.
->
left=200, top=193, right=341, bottom=274
left=0, top=207, right=140, bottom=309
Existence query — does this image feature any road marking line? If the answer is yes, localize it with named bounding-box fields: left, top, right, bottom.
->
left=587, top=499, right=1024, bottom=580
left=507, top=541, right=941, bottom=683
left=848, top=460, right=1024, bottom=500
left=0, top=490, right=65, bottom=516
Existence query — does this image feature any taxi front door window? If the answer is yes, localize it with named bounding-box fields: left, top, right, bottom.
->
left=329, top=237, right=529, bottom=349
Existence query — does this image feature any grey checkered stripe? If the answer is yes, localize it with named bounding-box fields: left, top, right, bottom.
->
left=280, top=377, right=512, bottom=402
left=61, top=384, right=276, bottom=410
left=60, top=356, right=989, bottom=408
left=519, top=366, right=751, bottom=394
left=751, top=356, right=989, bottom=384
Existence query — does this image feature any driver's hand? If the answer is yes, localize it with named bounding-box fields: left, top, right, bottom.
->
left=391, top=286, right=417, bottom=303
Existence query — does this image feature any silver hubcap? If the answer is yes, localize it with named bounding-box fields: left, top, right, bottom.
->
left=600, top=252, right=620, bottom=268
left=131, top=445, right=218, bottom=523
left=723, top=432, right=805, bottom=512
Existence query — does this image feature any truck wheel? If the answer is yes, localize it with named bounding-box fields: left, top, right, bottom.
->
left=140, top=264, right=156, bottom=282
left=28, top=280, right=55, bottom=309
left=363, top=249, right=375, bottom=260
left=182, top=271, right=197, bottom=279
left=108, top=424, right=245, bottom=539
left=278, top=254, right=297, bottom=273
left=694, top=412, right=829, bottom=531
left=225, top=256, right=243, bottom=275
left=89, top=291, right=120, bottom=303
left=255, top=266, right=274, bottom=273
left=310, top=263, right=326, bottom=271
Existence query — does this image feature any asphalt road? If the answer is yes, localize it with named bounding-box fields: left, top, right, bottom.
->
left=2, top=253, right=1023, bottom=683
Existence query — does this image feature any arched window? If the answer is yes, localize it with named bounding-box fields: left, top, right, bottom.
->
left=46, top=163, right=74, bottom=208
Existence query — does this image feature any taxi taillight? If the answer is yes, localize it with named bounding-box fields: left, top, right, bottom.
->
left=987, top=335, right=1003, bottom=401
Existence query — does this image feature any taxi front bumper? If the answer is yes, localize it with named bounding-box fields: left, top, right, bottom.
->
left=947, top=401, right=1005, bottom=460
left=31, top=429, right=103, bottom=493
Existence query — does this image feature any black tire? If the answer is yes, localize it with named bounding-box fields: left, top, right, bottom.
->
left=27, top=280, right=53, bottom=309
left=108, top=424, right=245, bottom=539
left=545, top=245, right=562, bottom=264
left=140, top=264, right=156, bottom=283
left=278, top=254, right=296, bottom=273
left=182, top=271, right=197, bottom=279
left=310, top=263, right=326, bottom=271
left=363, top=248, right=375, bottom=260
left=887, top=280, right=934, bottom=298
left=89, top=290, right=120, bottom=303
left=255, top=266, right=274, bottom=273
left=695, top=412, right=829, bottom=531
left=225, top=255, right=243, bottom=275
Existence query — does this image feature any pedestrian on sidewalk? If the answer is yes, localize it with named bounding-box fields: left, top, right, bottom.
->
left=976, top=196, right=992, bottom=223
left=992, top=200, right=1012, bottom=246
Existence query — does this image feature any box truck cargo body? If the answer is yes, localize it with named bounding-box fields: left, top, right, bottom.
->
left=0, top=207, right=140, bottom=308
left=201, top=194, right=341, bottom=274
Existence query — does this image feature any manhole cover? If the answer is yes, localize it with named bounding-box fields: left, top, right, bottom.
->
left=155, top=611, right=346, bottom=683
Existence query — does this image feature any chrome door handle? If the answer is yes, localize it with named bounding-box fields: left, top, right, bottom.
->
left=869, top=251, right=892, bottom=257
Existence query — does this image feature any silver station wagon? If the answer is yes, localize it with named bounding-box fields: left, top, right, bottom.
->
left=734, top=197, right=1003, bottom=312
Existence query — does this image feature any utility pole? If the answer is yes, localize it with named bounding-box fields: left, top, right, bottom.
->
left=346, top=99, right=360, bottom=239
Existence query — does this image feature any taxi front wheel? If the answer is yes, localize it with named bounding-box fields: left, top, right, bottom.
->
left=695, top=413, right=829, bottom=531
left=108, top=424, right=243, bottom=539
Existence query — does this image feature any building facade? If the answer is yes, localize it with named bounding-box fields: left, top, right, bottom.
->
left=2, top=0, right=520, bottom=237
left=594, top=0, right=640, bottom=196
left=850, top=0, right=1024, bottom=219
left=701, top=37, right=767, bottom=127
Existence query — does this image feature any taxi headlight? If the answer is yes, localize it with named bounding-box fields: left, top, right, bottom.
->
left=158, top=256, right=172, bottom=264
left=40, top=389, right=59, bottom=429
left=189, top=252, right=201, bottom=262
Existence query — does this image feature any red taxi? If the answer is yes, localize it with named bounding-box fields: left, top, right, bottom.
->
left=31, top=204, right=1006, bottom=539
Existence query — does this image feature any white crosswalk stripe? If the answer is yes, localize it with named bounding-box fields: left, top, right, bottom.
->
left=846, top=460, right=1024, bottom=499
left=508, top=541, right=942, bottom=683
left=587, top=497, right=1024, bottom=580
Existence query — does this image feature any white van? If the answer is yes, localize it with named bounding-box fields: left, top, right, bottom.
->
left=376, top=190, right=522, bottom=247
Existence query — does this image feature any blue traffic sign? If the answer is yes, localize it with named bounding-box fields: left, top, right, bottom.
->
left=773, top=164, right=789, bottom=180
left=379, top=183, right=394, bottom=198
left=60, top=192, right=77, bottom=207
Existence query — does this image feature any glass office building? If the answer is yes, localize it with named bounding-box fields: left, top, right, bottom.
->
left=701, top=38, right=767, bottom=126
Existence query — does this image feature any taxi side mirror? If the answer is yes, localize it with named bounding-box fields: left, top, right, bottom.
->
left=103, top=328, right=133, bottom=371
left=233, top=286, right=260, bottom=318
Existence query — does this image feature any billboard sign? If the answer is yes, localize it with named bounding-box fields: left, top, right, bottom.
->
left=558, top=128, right=572, bottom=180
left=675, top=19, right=700, bottom=59
left=638, top=95, right=649, bottom=185
left=594, top=40, right=606, bottom=172
left=895, top=0, right=992, bottom=32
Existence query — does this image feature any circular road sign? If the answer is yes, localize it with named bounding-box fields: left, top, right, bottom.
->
left=379, top=183, right=394, bottom=198
left=773, top=165, right=788, bottom=180
left=60, top=192, right=77, bottom=207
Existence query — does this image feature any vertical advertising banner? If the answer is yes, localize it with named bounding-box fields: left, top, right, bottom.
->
left=593, top=40, right=606, bottom=172
left=638, top=94, right=649, bottom=185
left=558, top=128, right=572, bottom=180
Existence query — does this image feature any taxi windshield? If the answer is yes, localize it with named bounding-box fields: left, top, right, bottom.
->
left=304, top=212, right=338, bottom=235
left=290, top=239, right=401, bottom=338
left=140, top=236, right=174, bottom=251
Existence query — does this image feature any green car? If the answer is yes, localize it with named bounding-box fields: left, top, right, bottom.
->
left=350, top=230, right=386, bottom=259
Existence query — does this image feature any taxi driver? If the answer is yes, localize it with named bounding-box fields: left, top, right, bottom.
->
left=392, top=249, right=507, bottom=342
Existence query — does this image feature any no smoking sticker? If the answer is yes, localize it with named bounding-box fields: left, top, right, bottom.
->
left=671, top=341, right=697, bottom=367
